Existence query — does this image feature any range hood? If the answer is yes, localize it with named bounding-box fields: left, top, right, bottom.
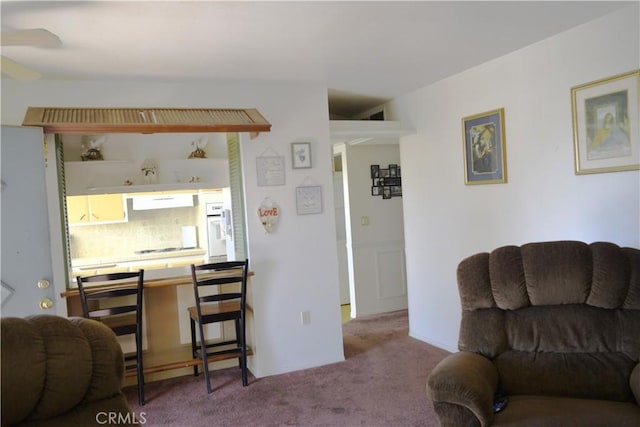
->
left=131, top=194, right=194, bottom=210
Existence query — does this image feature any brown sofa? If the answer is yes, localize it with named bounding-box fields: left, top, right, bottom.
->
left=427, top=241, right=640, bottom=426
left=1, top=315, right=135, bottom=426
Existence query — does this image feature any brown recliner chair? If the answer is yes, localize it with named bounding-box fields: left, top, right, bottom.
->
left=427, top=241, right=640, bottom=426
left=1, top=315, right=136, bottom=426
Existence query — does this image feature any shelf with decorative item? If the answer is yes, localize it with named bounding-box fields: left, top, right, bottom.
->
left=65, top=160, right=133, bottom=165
left=83, top=182, right=217, bottom=195
left=64, top=158, right=229, bottom=195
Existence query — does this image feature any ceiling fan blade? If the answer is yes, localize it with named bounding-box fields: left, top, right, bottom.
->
left=1, top=56, right=42, bottom=80
left=1, top=28, right=61, bottom=47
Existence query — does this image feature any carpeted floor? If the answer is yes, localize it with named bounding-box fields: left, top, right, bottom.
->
left=123, top=309, right=450, bottom=426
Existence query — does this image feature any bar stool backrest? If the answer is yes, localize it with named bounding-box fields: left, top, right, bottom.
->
left=76, top=270, right=145, bottom=405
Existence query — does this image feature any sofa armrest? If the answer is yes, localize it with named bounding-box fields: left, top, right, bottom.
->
left=427, top=351, right=499, bottom=427
left=631, top=363, right=640, bottom=404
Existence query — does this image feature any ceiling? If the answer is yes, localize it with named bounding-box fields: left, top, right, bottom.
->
left=0, top=1, right=631, bottom=118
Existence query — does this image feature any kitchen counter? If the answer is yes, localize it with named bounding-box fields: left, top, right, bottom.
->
left=63, top=264, right=251, bottom=297
left=71, top=248, right=210, bottom=280
left=72, top=247, right=207, bottom=268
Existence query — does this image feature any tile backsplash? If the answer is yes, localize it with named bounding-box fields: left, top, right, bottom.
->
left=70, top=200, right=202, bottom=259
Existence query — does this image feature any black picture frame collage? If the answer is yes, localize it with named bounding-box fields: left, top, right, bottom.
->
left=370, top=164, right=402, bottom=199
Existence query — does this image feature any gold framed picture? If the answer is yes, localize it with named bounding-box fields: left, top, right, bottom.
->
left=571, top=70, right=640, bottom=175
left=462, top=108, right=507, bottom=185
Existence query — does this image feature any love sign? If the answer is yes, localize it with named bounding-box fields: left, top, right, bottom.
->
left=257, top=197, right=280, bottom=233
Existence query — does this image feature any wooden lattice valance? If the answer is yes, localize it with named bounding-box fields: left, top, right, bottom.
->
left=22, top=107, right=271, bottom=136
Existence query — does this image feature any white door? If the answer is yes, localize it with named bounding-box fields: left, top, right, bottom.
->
left=1, top=125, right=56, bottom=317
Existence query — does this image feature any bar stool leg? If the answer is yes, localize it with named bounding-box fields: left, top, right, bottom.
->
left=190, top=317, right=198, bottom=377
left=136, top=329, right=145, bottom=405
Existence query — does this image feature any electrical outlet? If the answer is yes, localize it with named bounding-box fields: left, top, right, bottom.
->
left=301, top=310, right=311, bottom=325
left=361, top=216, right=370, bottom=226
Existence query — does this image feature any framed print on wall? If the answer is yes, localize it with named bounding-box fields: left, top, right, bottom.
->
left=295, top=185, right=322, bottom=215
left=462, top=108, right=507, bottom=185
left=571, top=70, right=640, bottom=175
left=256, top=155, right=285, bottom=186
left=291, top=142, right=312, bottom=169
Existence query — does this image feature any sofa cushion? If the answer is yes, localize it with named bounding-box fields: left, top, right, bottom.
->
left=521, top=241, right=592, bottom=306
left=28, top=315, right=94, bottom=420
left=492, top=395, right=640, bottom=426
left=70, top=317, right=125, bottom=403
left=1, top=315, right=130, bottom=426
left=495, top=350, right=635, bottom=402
left=0, top=317, right=46, bottom=425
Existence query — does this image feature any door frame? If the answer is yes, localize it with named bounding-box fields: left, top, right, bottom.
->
left=43, top=132, right=69, bottom=316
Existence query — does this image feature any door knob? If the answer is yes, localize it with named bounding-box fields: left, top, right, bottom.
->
left=39, top=298, right=54, bottom=310
left=37, top=279, right=50, bottom=289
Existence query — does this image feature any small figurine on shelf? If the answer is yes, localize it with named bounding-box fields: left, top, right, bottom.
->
left=188, top=137, right=208, bottom=159
left=80, top=135, right=106, bottom=161
left=141, top=159, right=159, bottom=184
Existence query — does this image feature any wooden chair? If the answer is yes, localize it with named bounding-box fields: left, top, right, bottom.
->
left=188, top=260, right=249, bottom=393
left=76, top=270, right=145, bottom=406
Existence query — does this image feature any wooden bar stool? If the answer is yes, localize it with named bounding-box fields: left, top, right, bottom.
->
left=77, top=270, right=145, bottom=406
left=188, top=260, right=249, bottom=393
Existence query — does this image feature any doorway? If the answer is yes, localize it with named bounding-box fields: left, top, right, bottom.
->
left=333, top=153, right=351, bottom=322
left=331, top=137, right=408, bottom=321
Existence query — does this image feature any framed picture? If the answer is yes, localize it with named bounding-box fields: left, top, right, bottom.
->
left=256, top=156, right=285, bottom=186
left=382, top=187, right=392, bottom=199
left=391, top=185, right=402, bottom=197
left=462, top=108, right=507, bottom=185
left=370, top=164, right=380, bottom=178
left=371, top=186, right=381, bottom=196
left=571, top=70, right=639, bottom=174
left=296, top=185, right=322, bottom=215
left=291, top=142, right=312, bottom=169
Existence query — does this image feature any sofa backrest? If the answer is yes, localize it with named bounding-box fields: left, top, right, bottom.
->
left=1, top=315, right=126, bottom=425
left=457, top=241, right=640, bottom=401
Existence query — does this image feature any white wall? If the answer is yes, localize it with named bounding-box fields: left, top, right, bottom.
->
left=1, top=80, right=345, bottom=377
left=387, top=5, right=640, bottom=352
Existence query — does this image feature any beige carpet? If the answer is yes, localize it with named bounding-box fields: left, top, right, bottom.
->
left=123, top=309, right=449, bottom=426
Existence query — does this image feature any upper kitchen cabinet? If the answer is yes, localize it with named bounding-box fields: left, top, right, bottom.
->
left=67, top=194, right=127, bottom=225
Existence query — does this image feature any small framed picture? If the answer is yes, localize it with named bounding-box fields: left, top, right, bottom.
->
left=291, top=142, right=312, bottom=169
left=371, top=186, right=381, bottom=196
left=382, top=187, right=392, bottom=199
left=462, top=108, right=507, bottom=185
left=389, top=164, right=398, bottom=177
left=572, top=70, right=639, bottom=174
left=256, top=155, right=285, bottom=186
left=370, top=164, right=380, bottom=178
left=296, top=185, right=322, bottom=214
